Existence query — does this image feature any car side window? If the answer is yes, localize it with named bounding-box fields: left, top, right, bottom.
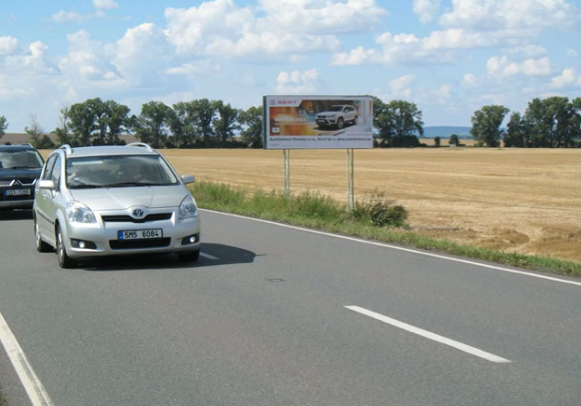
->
left=42, top=156, right=57, bottom=180
left=50, top=155, right=62, bottom=188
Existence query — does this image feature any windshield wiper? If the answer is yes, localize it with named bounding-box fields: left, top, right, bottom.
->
left=69, top=183, right=106, bottom=189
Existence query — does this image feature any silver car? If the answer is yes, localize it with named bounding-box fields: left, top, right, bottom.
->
left=33, top=143, right=201, bottom=268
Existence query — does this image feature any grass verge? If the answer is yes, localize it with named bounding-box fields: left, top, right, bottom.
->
left=191, top=181, right=581, bottom=278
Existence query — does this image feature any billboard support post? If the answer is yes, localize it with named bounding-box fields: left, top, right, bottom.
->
left=283, top=149, right=290, bottom=197
left=347, top=149, right=355, bottom=212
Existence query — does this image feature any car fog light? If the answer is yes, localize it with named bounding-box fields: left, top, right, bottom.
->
left=189, top=236, right=196, bottom=243
left=78, top=241, right=86, bottom=249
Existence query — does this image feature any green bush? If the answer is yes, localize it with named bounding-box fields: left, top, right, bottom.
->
left=353, top=190, right=408, bottom=227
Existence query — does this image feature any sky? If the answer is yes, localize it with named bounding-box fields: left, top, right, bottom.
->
left=1, top=0, right=581, bottom=132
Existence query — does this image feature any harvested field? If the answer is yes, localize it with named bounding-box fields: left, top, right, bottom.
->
left=161, top=148, right=581, bottom=264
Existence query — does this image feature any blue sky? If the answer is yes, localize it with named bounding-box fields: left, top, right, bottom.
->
left=1, top=0, right=581, bottom=132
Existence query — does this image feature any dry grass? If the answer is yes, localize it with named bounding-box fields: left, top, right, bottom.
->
left=160, top=147, right=581, bottom=264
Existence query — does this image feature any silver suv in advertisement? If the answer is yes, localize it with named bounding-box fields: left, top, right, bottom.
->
left=33, top=143, right=201, bottom=268
left=316, top=105, right=358, bottom=129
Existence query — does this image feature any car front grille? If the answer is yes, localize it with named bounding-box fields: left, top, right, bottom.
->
left=109, top=238, right=171, bottom=250
left=0, top=178, right=37, bottom=187
left=101, top=213, right=173, bottom=224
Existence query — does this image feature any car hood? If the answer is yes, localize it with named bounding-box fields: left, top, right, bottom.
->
left=0, top=168, right=42, bottom=181
left=70, top=186, right=188, bottom=211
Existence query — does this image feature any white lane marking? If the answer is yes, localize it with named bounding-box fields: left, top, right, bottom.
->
left=200, top=209, right=581, bottom=287
left=200, top=252, right=219, bottom=260
left=345, top=306, right=512, bottom=364
left=0, top=311, right=54, bottom=406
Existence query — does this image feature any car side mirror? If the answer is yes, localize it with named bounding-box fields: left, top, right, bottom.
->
left=181, top=175, right=195, bottom=185
left=38, top=180, right=56, bottom=190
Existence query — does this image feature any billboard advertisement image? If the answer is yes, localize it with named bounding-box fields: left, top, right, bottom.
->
left=263, top=96, right=374, bottom=150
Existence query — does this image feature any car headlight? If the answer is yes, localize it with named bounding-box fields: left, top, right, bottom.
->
left=66, top=201, right=97, bottom=224
left=179, top=195, right=198, bottom=220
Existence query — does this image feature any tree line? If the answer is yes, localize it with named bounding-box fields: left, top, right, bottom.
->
left=471, top=97, right=581, bottom=148
left=1, top=95, right=580, bottom=149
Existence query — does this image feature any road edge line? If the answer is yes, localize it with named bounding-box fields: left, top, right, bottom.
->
left=200, top=209, right=581, bottom=287
left=0, top=311, right=54, bottom=406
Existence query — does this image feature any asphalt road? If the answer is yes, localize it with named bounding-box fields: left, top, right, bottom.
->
left=0, top=209, right=580, bottom=406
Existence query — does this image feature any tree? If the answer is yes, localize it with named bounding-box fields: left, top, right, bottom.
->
left=169, top=102, right=196, bottom=147
left=523, top=97, right=581, bottom=148
left=213, top=101, right=240, bottom=142
left=434, top=136, right=441, bottom=147
left=25, top=115, right=44, bottom=148
left=449, top=134, right=459, bottom=146
left=106, top=100, right=131, bottom=145
left=239, top=106, right=263, bottom=148
left=504, top=112, right=526, bottom=148
left=86, top=98, right=108, bottom=145
left=69, top=101, right=97, bottom=146
left=134, top=101, right=172, bottom=148
left=189, top=99, right=217, bottom=144
left=470, top=105, right=510, bottom=147
left=0, top=116, right=7, bottom=140
left=373, top=98, right=424, bottom=147
left=54, top=106, right=73, bottom=146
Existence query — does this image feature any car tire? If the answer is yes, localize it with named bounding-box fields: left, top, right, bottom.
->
left=34, top=218, right=52, bottom=253
left=178, top=249, right=200, bottom=263
left=353, top=116, right=358, bottom=125
left=336, top=118, right=344, bottom=129
left=56, top=225, right=77, bottom=269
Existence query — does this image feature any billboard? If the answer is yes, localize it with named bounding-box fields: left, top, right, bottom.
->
left=263, top=96, right=374, bottom=150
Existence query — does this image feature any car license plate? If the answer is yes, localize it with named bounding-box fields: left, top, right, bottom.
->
left=4, top=189, right=31, bottom=196
left=118, top=229, right=163, bottom=240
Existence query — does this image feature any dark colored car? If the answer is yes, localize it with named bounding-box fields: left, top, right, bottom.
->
left=0, top=144, right=45, bottom=210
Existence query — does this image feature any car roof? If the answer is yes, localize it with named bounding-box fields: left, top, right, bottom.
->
left=58, top=144, right=159, bottom=159
left=0, top=144, right=37, bottom=151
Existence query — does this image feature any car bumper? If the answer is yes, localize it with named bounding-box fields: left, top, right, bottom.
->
left=316, top=118, right=337, bottom=125
left=0, top=199, right=34, bottom=210
left=63, top=213, right=201, bottom=259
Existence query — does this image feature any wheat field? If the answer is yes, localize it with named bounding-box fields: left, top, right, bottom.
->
left=159, top=147, right=581, bottom=264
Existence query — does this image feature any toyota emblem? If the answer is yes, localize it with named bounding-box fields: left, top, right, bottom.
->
left=132, top=209, right=145, bottom=217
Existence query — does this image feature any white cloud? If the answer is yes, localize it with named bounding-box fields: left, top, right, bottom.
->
left=0, top=36, right=18, bottom=55
left=502, top=44, right=547, bottom=58
left=440, top=0, right=578, bottom=31
left=52, top=0, right=120, bottom=23
left=165, top=0, right=349, bottom=58
left=567, top=48, right=578, bottom=57
left=3, top=41, right=55, bottom=74
left=387, top=74, right=415, bottom=99
left=413, top=0, right=441, bottom=24
left=332, top=28, right=528, bottom=66
left=112, top=23, right=173, bottom=82
left=257, top=0, right=388, bottom=34
left=93, top=0, right=119, bottom=10
left=275, top=69, right=322, bottom=94
left=551, top=68, right=581, bottom=88
left=486, top=55, right=552, bottom=77
left=51, top=10, right=88, bottom=23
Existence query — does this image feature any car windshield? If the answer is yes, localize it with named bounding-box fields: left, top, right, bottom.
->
left=327, top=106, right=344, bottom=112
left=0, top=149, right=44, bottom=170
left=66, top=155, right=179, bottom=189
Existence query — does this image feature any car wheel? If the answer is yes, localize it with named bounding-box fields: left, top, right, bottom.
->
left=34, top=218, right=52, bottom=253
left=353, top=116, right=358, bottom=125
left=336, top=118, right=344, bottom=129
left=56, top=225, right=77, bottom=269
left=178, top=249, right=200, bottom=263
